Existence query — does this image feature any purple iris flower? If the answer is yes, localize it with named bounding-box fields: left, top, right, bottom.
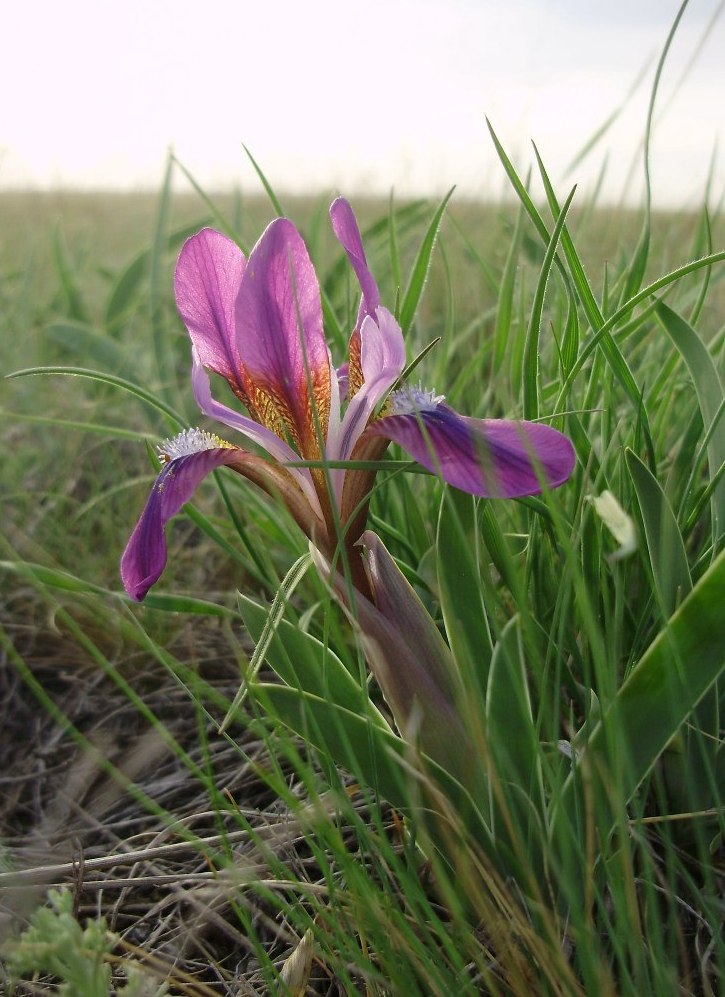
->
left=121, top=199, right=575, bottom=601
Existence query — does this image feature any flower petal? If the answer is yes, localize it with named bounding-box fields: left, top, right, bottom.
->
left=329, top=197, right=380, bottom=320
left=235, top=217, right=331, bottom=460
left=121, top=437, right=324, bottom=601
left=368, top=402, right=576, bottom=497
left=329, top=307, right=406, bottom=499
left=121, top=445, right=244, bottom=601
left=330, top=198, right=382, bottom=402
left=174, top=229, right=248, bottom=401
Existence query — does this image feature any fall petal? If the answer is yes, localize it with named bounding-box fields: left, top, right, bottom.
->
left=121, top=444, right=243, bottom=601
left=121, top=436, right=324, bottom=602
left=369, top=401, right=576, bottom=497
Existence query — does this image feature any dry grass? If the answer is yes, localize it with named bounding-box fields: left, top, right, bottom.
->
left=0, top=610, right=408, bottom=994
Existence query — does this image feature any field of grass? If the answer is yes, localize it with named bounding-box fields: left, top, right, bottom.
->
left=1, top=125, right=724, bottom=997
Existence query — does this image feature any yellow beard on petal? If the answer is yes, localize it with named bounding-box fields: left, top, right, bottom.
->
left=347, top=328, right=364, bottom=400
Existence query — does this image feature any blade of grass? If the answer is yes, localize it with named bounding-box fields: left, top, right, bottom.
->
left=399, top=188, right=454, bottom=334
left=655, top=300, right=725, bottom=545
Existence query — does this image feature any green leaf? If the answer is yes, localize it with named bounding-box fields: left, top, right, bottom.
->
left=0, top=561, right=108, bottom=595
left=527, top=139, right=656, bottom=463
left=253, top=683, right=411, bottom=809
left=0, top=561, right=235, bottom=617
left=553, top=548, right=725, bottom=849
left=149, top=154, right=174, bottom=395
left=6, top=365, right=185, bottom=430
left=522, top=184, right=577, bottom=421
left=655, top=300, right=725, bottom=544
left=399, top=188, right=454, bottom=334
left=253, top=682, right=492, bottom=851
left=626, top=448, right=692, bottom=618
left=486, top=617, right=542, bottom=803
left=238, top=593, right=391, bottom=730
left=493, top=195, right=526, bottom=373
left=243, top=144, right=285, bottom=217
left=52, top=223, right=89, bottom=323
left=220, top=554, right=312, bottom=730
left=436, top=490, right=492, bottom=688
left=140, top=593, right=236, bottom=617
left=485, top=617, right=547, bottom=880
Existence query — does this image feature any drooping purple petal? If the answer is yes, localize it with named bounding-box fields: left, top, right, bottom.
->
left=121, top=430, right=326, bottom=602
left=368, top=398, right=576, bottom=497
left=235, top=217, right=332, bottom=459
left=121, top=444, right=244, bottom=601
left=174, top=229, right=247, bottom=397
left=329, top=197, right=380, bottom=320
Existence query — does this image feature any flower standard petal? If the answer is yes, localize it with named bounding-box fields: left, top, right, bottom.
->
left=174, top=229, right=249, bottom=403
left=329, top=197, right=381, bottom=320
left=337, top=308, right=406, bottom=458
left=235, top=217, right=332, bottom=462
left=368, top=394, right=576, bottom=497
left=330, top=197, right=382, bottom=401
left=121, top=430, right=324, bottom=602
left=329, top=307, right=406, bottom=508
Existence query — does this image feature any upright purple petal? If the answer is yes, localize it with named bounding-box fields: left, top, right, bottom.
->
left=368, top=398, right=576, bottom=497
left=121, top=443, right=244, bottom=601
left=174, top=230, right=247, bottom=397
left=331, top=307, right=406, bottom=467
left=235, top=218, right=332, bottom=460
left=336, top=362, right=350, bottom=402
left=329, top=198, right=380, bottom=320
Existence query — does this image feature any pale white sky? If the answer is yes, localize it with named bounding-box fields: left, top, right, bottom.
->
left=2, top=0, right=723, bottom=207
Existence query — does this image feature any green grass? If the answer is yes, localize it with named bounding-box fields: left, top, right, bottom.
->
left=1, top=97, right=725, bottom=997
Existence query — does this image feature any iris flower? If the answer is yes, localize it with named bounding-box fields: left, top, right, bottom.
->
left=121, top=198, right=575, bottom=601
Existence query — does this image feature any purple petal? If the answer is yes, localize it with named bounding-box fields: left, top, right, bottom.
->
left=174, top=229, right=247, bottom=395
left=121, top=445, right=243, bottom=601
left=121, top=431, right=326, bottom=601
left=368, top=401, right=576, bottom=497
left=235, top=217, right=331, bottom=459
left=329, top=197, right=380, bottom=321
left=336, top=362, right=350, bottom=402
left=332, top=307, right=406, bottom=466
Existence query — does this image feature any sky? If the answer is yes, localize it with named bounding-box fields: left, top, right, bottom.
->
left=2, top=0, right=723, bottom=208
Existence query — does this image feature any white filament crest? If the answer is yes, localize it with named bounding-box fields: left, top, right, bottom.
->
left=389, top=384, right=445, bottom=416
left=158, top=427, right=231, bottom=462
